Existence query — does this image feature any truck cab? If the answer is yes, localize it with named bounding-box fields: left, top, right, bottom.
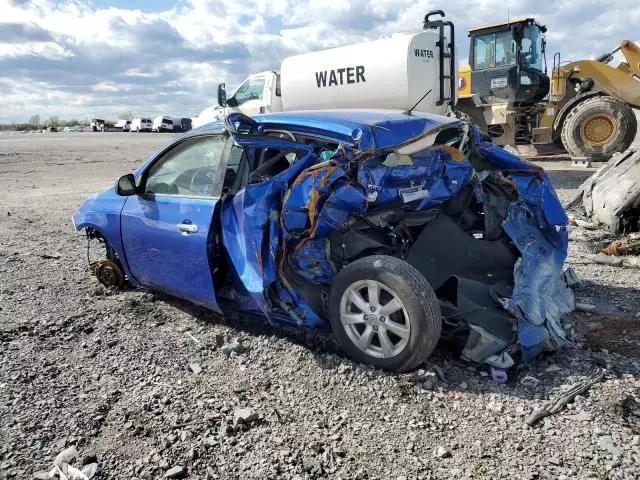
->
left=220, top=71, right=283, bottom=117
left=90, top=119, right=105, bottom=132
left=192, top=72, right=282, bottom=127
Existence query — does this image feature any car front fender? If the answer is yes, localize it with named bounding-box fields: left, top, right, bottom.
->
left=72, top=187, right=136, bottom=282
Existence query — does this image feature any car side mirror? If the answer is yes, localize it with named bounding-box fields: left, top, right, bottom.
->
left=116, top=173, right=137, bottom=196
left=217, top=83, right=227, bottom=107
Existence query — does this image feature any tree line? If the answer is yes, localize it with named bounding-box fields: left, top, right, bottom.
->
left=0, top=115, right=84, bottom=132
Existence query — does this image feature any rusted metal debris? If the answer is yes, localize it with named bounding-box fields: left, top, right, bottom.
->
left=526, top=369, right=605, bottom=427
left=601, top=239, right=640, bottom=256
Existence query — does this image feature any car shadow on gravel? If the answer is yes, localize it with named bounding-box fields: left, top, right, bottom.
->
left=151, top=291, right=344, bottom=357
left=139, top=290, right=639, bottom=404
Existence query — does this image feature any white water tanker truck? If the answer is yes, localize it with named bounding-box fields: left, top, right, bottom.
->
left=193, top=11, right=456, bottom=128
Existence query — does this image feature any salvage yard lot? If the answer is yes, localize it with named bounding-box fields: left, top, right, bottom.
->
left=1, top=133, right=639, bottom=479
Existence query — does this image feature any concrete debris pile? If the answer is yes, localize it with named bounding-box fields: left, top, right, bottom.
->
left=570, top=150, right=640, bottom=234
left=34, top=446, right=99, bottom=480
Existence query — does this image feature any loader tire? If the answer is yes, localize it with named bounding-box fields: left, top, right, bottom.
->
left=561, top=95, right=637, bottom=160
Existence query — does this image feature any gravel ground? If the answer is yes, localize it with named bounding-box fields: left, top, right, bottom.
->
left=1, top=133, right=639, bottom=480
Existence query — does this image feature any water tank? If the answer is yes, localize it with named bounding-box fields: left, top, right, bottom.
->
left=280, top=31, right=456, bottom=116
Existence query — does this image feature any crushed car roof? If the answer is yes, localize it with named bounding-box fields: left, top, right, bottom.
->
left=192, top=109, right=462, bottom=150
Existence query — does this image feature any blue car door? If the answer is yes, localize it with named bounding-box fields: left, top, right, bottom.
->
left=120, top=134, right=230, bottom=311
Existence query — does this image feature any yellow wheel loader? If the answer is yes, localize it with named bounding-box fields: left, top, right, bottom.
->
left=456, top=18, right=640, bottom=160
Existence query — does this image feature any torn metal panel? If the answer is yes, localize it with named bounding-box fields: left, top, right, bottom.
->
left=220, top=138, right=318, bottom=316
left=479, top=146, right=573, bottom=361
left=502, top=203, right=573, bottom=361
left=254, top=110, right=463, bottom=151
left=357, top=146, right=473, bottom=207
left=570, top=149, right=640, bottom=233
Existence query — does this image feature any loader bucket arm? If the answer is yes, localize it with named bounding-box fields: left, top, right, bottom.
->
left=565, top=57, right=640, bottom=109
left=619, top=39, right=640, bottom=77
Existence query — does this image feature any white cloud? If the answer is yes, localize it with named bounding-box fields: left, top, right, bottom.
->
left=92, top=82, right=120, bottom=92
left=0, top=41, right=73, bottom=59
left=0, top=0, right=639, bottom=122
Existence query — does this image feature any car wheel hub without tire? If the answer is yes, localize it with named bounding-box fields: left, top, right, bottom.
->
left=94, top=260, right=124, bottom=289
left=339, top=280, right=410, bottom=359
left=581, top=113, right=617, bottom=146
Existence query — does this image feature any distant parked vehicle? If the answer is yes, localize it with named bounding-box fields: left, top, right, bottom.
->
left=152, top=116, right=174, bottom=133
left=172, top=117, right=192, bottom=133
left=180, top=117, right=192, bottom=132
left=90, top=119, right=105, bottom=132
left=131, top=118, right=152, bottom=132
left=116, top=120, right=132, bottom=132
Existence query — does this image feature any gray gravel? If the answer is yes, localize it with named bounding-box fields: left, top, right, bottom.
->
left=1, top=133, right=639, bottom=479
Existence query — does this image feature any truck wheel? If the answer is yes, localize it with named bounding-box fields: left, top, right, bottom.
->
left=328, top=255, right=441, bottom=372
left=561, top=95, right=637, bottom=160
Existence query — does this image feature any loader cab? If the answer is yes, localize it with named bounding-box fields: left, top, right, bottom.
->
left=466, top=18, right=550, bottom=104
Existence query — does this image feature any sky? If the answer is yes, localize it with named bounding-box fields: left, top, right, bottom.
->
left=0, top=0, right=639, bottom=123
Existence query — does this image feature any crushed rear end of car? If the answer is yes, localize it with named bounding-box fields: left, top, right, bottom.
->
left=218, top=112, right=574, bottom=367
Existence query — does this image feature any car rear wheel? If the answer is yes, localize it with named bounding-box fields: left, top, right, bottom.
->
left=328, top=255, right=441, bottom=372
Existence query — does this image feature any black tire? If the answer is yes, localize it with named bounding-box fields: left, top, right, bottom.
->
left=560, top=95, right=637, bottom=160
left=328, top=255, right=441, bottom=372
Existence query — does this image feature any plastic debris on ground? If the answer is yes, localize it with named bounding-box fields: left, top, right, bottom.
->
left=42, top=446, right=99, bottom=480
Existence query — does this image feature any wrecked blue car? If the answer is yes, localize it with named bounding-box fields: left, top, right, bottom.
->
left=73, top=110, right=574, bottom=371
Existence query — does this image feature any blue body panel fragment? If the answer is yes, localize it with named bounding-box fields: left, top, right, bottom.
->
left=357, top=148, right=473, bottom=209
left=72, top=186, right=137, bottom=283
left=480, top=148, right=573, bottom=362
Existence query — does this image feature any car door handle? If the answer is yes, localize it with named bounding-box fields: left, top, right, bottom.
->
left=177, top=223, right=199, bottom=233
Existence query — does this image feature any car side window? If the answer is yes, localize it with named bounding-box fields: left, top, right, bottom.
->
left=145, top=135, right=226, bottom=197
left=222, top=144, right=250, bottom=194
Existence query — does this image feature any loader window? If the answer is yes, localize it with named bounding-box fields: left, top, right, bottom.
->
left=521, top=25, right=543, bottom=71
left=473, top=30, right=516, bottom=69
